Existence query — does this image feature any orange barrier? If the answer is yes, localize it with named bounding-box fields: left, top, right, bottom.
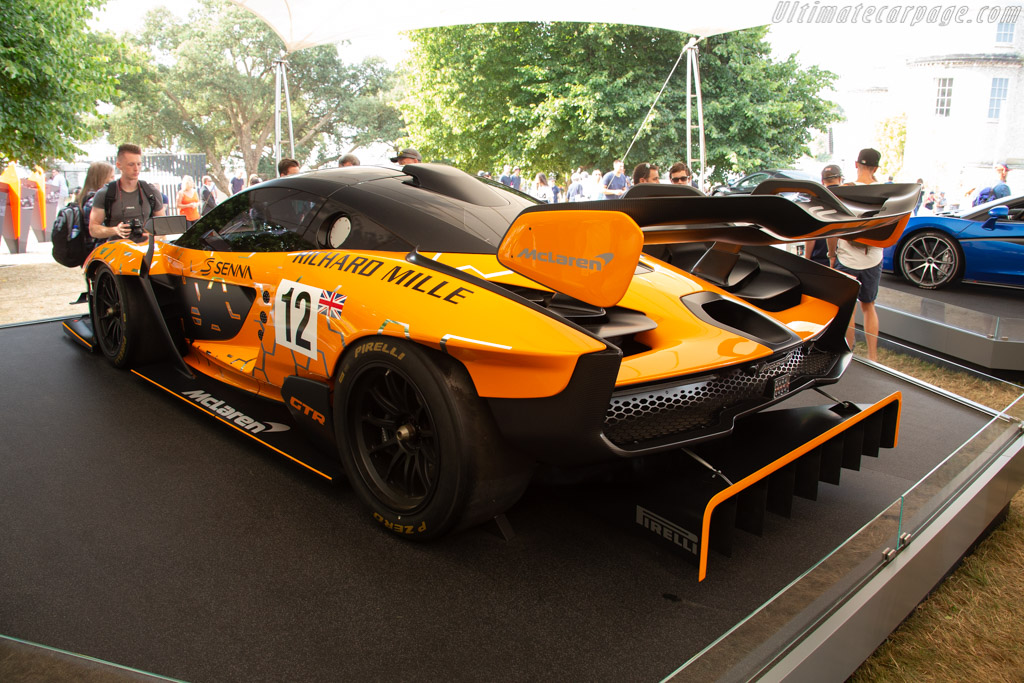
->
left=0, top=163, right=22, bottom=253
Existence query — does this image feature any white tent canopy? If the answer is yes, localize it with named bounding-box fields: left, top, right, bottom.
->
left=227, top=1, right=774, bottom=53
left=227, top=0, right=774, bottom=178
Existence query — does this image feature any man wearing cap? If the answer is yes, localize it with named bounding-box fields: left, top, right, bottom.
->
left=827, top=147, right=883, bottom=361
left=993, top=163, right=1011, bottom=199
left=391, top=148, right=422, bottom=165
left=804, top=164, right=842, bottom=266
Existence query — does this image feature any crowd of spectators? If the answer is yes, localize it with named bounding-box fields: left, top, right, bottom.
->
left=915, top=163, right=1012, bottom=216
left=490, top=159, right=696, bottom=203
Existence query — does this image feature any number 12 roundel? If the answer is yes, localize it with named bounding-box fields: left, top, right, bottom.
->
left=274, top=279, right=321, bottom=358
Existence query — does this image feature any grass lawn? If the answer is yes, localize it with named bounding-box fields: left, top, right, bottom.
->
left=851, top=342, right=1024, bottom=681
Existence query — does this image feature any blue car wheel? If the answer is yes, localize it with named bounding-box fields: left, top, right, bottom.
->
left=898, top=230, right=962, bottom=289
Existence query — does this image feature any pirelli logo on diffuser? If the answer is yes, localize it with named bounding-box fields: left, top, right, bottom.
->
left=636, top=506, right=699, bottom=556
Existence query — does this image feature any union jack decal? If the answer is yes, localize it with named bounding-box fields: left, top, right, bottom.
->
left=318, top=290, right=347, bottom=319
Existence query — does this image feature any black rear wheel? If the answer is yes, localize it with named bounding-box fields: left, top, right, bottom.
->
left=334, top=339, right=531, bottom=539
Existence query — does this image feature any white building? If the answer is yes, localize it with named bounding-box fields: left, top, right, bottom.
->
left=902, top=19, right=1022, bottom=201
left=776, top=16, right=1022, bottom=201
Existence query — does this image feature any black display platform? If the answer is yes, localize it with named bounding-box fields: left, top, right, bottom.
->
left=0, top=321, right=994, bottom=682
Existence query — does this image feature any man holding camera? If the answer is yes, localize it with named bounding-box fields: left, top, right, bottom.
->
left=89, top=143, right=165, bottom=241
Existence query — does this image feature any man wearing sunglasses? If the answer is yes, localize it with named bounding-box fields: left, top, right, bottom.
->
left=667, top=162, right=692, bottom=186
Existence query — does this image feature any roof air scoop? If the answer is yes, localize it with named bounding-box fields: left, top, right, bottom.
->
left=402, top=163, right=508, bottom=207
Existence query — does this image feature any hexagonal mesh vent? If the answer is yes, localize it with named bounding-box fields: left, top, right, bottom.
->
left=604, top=345, right=837, bottom=446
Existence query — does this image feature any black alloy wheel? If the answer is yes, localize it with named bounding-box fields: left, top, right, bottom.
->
left=93, top=269, right=125, bottom=356
left=349, top=364, right=439, bottom=513
left=334, top=338, right=533, bottom=540
left=90, top=264, right=162, bottom=367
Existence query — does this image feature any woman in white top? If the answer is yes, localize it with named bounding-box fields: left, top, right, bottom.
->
left=531, top=172, right=553, bottom=204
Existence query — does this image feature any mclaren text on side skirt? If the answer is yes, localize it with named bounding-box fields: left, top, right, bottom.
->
left=180, top=389, right=290, bottom=433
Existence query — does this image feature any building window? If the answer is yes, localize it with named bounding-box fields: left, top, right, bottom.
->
left=989, top=77, right=1009, bottom=119
left=995, top=22, right=1015, bottom=43
left=935, top=78, right=953, bottom=117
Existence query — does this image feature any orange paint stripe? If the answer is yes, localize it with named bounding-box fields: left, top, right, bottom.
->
left=697, top=391, right=902, bottom=581
left=62, top=321, right=91, bottom=348
left=131, top=370, right=333, bottom=481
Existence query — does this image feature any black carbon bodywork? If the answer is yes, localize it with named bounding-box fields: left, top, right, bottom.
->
left=177, top=276, right=256, bottom=341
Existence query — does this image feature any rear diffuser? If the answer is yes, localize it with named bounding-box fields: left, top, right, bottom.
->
left=625, top=393, right=901, bottom=580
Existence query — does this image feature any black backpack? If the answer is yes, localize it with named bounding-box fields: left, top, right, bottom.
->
left=51, top=200, right=91, bottom=268
left=973, top=187, right=997, bottom=207
left=201, top=184, right=216, bottom=215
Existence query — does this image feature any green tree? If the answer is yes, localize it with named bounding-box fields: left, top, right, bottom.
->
left=876, top=114, right=907, bottom=180
left=104, top=0, right=403, bottom=191
left=402, top=24, right=839, bottom=183
left=0, top=0, right=124, bottom=166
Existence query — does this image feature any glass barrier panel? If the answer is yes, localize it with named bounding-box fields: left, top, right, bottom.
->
left=875, top=287, right=1002, bottom=339
left=667, top=499, right=903, bottom=682
left=672, top=331, right=1024, bottom=681
left=857, top=331, right=1024, bottom=544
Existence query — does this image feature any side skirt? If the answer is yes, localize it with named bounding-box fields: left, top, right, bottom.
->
left=132, top=362, right=342, bottom=481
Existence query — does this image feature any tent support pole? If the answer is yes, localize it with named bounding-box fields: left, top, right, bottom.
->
left=273, top=57, right=295, bottom=176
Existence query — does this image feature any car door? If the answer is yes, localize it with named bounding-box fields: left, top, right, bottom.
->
left=955, top=198, right=1024, bottom=286
left=172, top=186, right=328, bottom=392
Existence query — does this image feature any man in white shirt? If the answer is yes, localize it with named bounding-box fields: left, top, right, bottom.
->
left=828, top=147, right=883, bottom=361
left=600, top=160, right=630, bottom=199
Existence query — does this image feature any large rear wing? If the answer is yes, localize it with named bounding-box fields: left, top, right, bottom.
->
left=497, top=182, right=918, bottom=307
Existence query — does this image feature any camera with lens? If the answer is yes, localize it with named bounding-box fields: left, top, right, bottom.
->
left=129, top=218, right=144, bottom=239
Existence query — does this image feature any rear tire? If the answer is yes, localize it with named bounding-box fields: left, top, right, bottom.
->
left=90, top=264, right=163, bottom=368
left=897, top=230, right=962, bottom=289
left=334, top=338, right=531, bottom=540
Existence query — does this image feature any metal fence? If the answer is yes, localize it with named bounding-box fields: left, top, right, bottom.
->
left=60, top=153, right=207, bottom=215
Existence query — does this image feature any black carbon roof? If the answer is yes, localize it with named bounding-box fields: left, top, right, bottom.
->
left=262, top=164, right=539, bottom=253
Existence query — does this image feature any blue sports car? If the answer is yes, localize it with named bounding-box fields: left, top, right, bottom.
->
left=882, top=194, right=1024, bottom=289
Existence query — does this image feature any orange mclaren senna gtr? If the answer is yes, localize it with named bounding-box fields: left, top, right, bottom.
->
left=70, top=163, right=915, bottom=560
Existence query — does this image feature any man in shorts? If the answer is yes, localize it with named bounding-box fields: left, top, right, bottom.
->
left=828, top=147, right=883, bottom=361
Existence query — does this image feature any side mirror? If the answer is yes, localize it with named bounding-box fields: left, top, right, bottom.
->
left=145, top=215, right=188, bottom=236
left=989, top=205, right=1010, bottom=219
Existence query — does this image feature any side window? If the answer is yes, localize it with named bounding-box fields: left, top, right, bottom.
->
left=1005, top=199, right=1024, bottom=222
left=175, top=187, right=324, bottom=252
left=310, top=199, right=412, bottom=252
left=737, top=173, right=769, bottom=192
